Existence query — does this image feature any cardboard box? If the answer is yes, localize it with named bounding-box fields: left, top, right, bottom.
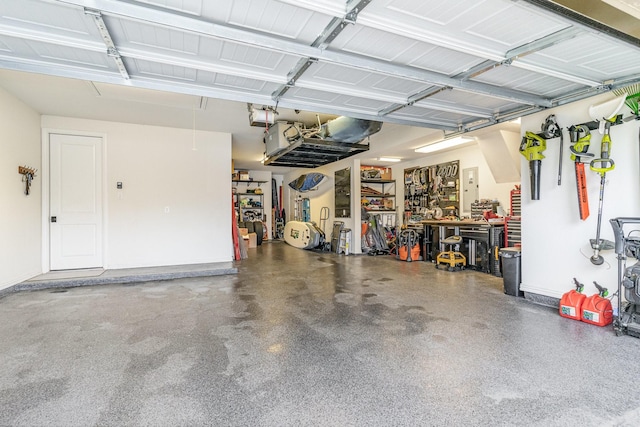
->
left=361, top=165, right=392, bottom=180
left=239, top=228, right=248, bottom=236
left=239, top=171, right=250, bottom=181
left=248, top=232, right=257, bottom=248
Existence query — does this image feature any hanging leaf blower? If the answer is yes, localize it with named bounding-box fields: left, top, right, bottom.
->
left=586, top=94, right=626, bottom=265
left=519, top=115, right=563, bottom=200
left=519, top=131, right=546, bottom=200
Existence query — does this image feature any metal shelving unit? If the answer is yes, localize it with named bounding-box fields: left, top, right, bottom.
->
left=361, top=179, right=396, bottom=213
left=505, top=188, right=521, bottom=247
left=233, top=180, right=267, bottom=223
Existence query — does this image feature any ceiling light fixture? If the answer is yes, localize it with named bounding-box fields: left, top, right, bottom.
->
left=378, top=157, right=401, bottom=162
left=415, top=136, right=476, bottom=154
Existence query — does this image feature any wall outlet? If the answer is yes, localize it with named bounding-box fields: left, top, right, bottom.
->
left=164, top=206, right=170, bottom=213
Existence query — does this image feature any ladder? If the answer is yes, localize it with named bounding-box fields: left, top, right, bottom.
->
left=338, top=228, right=352, bottom=255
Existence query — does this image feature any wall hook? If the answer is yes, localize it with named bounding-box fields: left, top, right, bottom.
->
left=18, top=165, right=37, bottom=195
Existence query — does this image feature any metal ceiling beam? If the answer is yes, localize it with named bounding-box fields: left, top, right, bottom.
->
left=54, top=0, right=552, bottom=108
left=84, top=8, right=129, bottom=79
left=0, top=54, right=459, bottom=131
left=0, top=19, right=494, bottom=119
left=271, top=0, right=371, bottom=102
left=325, top=2, right=609, bottom=88
left=0, top=23, right=291, bottom=85
left=0, top=22, right=105, bottom=51
left=517, top=0, right=640, bottom=48
left=455, top=26, right=598, bottom=87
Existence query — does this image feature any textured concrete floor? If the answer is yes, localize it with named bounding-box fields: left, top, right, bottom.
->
left=2, top=241, right=640, bottom=426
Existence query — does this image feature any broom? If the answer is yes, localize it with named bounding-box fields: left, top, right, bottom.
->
left=612, top=83, right=640, bottom=118
left=612, top=83, right=640, bottom=204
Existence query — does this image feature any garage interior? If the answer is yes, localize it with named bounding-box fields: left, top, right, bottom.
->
left=2, top=0, right=640, bottom=425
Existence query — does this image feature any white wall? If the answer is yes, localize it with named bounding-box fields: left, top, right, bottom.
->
left=520, top=94, right=640, bottom=302
left=0, top=87, right=42, bottom=290
left=41, top=116, right=233, bottom=269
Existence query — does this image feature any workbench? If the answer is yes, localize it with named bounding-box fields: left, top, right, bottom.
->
left=411, top=219, right=505, bottom=276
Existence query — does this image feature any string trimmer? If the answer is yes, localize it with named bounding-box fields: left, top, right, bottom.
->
left=587, top=95, right=626, bottom=265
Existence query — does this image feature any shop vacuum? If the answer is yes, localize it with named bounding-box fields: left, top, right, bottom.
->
left=611, top=217, right=640, bottom=337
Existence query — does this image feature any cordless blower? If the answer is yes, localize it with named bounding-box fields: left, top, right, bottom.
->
left=519, top=116, right=562, bottom=200
left=519, top=131, right=546, bottom=200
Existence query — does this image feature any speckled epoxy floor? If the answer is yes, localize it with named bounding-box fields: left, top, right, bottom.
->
left=2, top=241, right=640, bottom=426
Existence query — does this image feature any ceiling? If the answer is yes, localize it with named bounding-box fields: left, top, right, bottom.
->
left=0, top=0, right=639, bottom=171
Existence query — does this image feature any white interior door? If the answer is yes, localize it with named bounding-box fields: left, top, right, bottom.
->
left=50, top=134, right=103, bottom=270
left=462, top=167, right=479, bottom=213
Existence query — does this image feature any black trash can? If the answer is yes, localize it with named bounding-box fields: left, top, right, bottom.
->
left=500, top=247, right=523, bottom=297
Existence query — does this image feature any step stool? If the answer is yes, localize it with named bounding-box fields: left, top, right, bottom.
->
left=338, top=228, right=351, bottom=255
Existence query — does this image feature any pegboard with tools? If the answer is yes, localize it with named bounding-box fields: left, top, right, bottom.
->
left=404, top=160, right=460, bottom=221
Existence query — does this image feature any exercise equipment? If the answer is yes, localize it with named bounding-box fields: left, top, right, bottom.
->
left=611, top=217, right=640, bottom=337
left=436, top=235, right=466, bottom=271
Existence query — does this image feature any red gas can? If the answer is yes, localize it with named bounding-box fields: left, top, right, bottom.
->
left=559, top=278, right=586, bottom=321
left=560, top=290, right=586, bottom=320
left=581, top=282, right=613, bottom=327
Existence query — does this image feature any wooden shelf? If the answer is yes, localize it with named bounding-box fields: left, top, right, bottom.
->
left=232, top=180, right=267, bottom=185
left=361, top=179, right=395, bottom=184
